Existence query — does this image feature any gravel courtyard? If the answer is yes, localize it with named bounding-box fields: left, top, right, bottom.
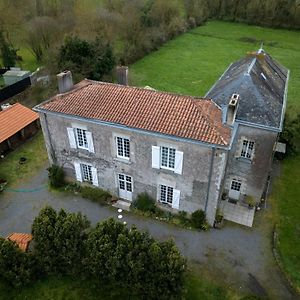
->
left=0, top=168, right=297, bottom=299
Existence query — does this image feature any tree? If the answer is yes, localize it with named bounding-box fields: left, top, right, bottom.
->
left=84, top=218, right=186, bottom=299
left=26, top=16, right=59, bottom=62
left=0, top=30, right=18, bottom=68
left=0, top=238, right=36, bottom=287
left=58, top=35, right=115, bottom=81
left=32, top=206, right=90, bottom=275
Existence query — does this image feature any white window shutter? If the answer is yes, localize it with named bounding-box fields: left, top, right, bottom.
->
left=74, top=162, right=82, bottom=182
left=152, top=146, right=160, bottom=169
left=91, top=167, right=99, bottom=187
left=86, top=131, right=95, bottom=153
left=172, top=189, right=180, bottom=209
left=174, top=151, right=183, bottom=174
left=67, top=128, right=77, bottom=149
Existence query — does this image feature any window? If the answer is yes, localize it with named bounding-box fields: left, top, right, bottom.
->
left=160, top=184, right=174, bottom=204
left=118, top=174, right=132, bottom=192
left=76, top=128, right=88, bottom=149
left=152, top=146, right=183, bottom=175
left=116, top=137, right=130, bottom=159
left=241, top=140, right=254, bottom=159
left=231, top=179, right=242, bottom=192
left=81, top=164, right=92, bottom=183
left=67, top=126, right=94, bottom=153
left=161, top=146, right=176, bottom=169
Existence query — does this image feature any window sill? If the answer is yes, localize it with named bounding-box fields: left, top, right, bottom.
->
left=114, top=157, right=132, bottom=164
left=236, top=157, right=252, bottom=164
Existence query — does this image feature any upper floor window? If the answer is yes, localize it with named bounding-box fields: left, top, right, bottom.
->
left=152, top=146, right=183, bottom=175
left=67, top=126, right=94, bottom=153
left=241, top=140, right=254, bottom=159
left=116, top=137, right=130, bottom=159
left=76, top=128, right=88, bottom=149
left=161, top=146, right=176, bottom=169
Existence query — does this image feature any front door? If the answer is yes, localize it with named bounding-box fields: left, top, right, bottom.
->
left=118, top=173, right=133, bottom=201
left=229, top=179, right=242, bottom=200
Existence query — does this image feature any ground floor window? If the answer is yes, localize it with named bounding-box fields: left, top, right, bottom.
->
left=230, top=179, right=242, bottom=192
left=81, top=164, right=93, bottom=183
left=118, top=174, right=132, bottom=192
left=160, top=184, right=174, bottom=204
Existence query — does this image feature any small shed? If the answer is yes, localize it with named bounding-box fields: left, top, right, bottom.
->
left=0, top=103, right=39, bottom=155
left=6, top=233, right=33, bottom=252
left=3, top=68, right=31, bottom=86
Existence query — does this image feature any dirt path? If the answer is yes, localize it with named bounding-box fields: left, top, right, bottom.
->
left=0, top=168, right=297, bottom=299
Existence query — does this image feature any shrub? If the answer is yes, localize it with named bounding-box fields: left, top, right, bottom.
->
left=190, top=209, right=206, bottom=229
left=178, top=211, right=191, bottom=226
left=0, top=238, right=35, bottom=287
left=132, top=192, right=156, bottom=213
left=47, top=165, right=65, bottom=188
left=80, top=186, right=111, bottom=204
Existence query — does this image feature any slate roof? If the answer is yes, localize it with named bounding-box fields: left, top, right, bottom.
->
left=36, top=80, right=232, bottom=146
left=0, top=103, right=39, bottom=143
left=6, top=233, right=33, bottom=252
left=206, top=49, right=288, bottom=129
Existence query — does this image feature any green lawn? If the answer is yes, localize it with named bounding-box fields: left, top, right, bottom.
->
left=131, top=21, right=300, bottom=112
left=0, top=131, right=48, bottom=188
left=0, top=271, right=234, bottom=300
left=272, top=157, right=300, bottom=293
left=131, top=20, right=300, bottom=293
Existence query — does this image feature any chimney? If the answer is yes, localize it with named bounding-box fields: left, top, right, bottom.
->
left=57, top=70, right=73, bottom=93
left=116, top=66, right=129, bottom=86
left=226, top=94, right=239, bottom=126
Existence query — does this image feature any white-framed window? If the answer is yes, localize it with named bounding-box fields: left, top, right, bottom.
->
left=118, top=174, right=132, bottom=192
left=67, top=126, right=94, bottom=153
left=231, top=179, right=242, bottom=192
left=73, top=162, right=98, bottom=186
left=116, top=137, right=130, bottom=159
left=76, top=128, right=88, bottom=149
left=81, top=164, right=92, bottom=183
left=160, top=184, right=174, bottom=204
left=152, top=146, right=183, bottom=174
left=161, top=146, right=176, bottom=169
left=159, top=184, right=180, bottom=209
left=241, top=140, right=254, bottom=159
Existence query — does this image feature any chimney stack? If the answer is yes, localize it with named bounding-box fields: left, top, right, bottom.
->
left=57, top=70, right=73, bottom=93
left=116, top=66, right=129, bottom=86
left=226, top=94, right=239, bottom=126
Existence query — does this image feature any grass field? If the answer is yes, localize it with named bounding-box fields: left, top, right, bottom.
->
left=0, top=271, right=233, bottom=300
left=0, top=131, right=48, bottom=188
left=131, top=20, right=300, bottom=292
left=131, top=21, right=300, bottom=113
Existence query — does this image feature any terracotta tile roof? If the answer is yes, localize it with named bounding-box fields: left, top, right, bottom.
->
left=0, top=103, right=39, bottom=143
left=38, top=80, right=231, bottom=146
left=6, top=233, right=33, bottom=252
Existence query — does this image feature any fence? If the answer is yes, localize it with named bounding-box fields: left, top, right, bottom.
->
left=0, top=77, right=31, bottom=102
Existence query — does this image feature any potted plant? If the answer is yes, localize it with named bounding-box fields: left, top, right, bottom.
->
left=214, top=209, right=224, bottom=229
left=245, top=195, right=256, bottom=209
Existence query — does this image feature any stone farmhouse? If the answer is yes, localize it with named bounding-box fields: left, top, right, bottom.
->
left=34, top=49, right=288, bottom=227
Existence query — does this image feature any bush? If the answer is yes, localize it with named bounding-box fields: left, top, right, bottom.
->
left=47, top=165, right=65, bottom=188
left=178, top=211, right=191, bottom=226
left=0, top=238, right=35, bottom=287
left=191, top=209, right=206, bottom=229
left=80, top=186, right=111, bottom=204
left=132, top=192, right=156, bottom=213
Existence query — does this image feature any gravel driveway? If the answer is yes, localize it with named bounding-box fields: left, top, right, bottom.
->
left=0, top=168, right=297, bottom=300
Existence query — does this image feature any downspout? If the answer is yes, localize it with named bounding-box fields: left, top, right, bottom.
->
left=205, top=147, right=215, bottom=213
left=43, top=113, right=57, bottom=164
